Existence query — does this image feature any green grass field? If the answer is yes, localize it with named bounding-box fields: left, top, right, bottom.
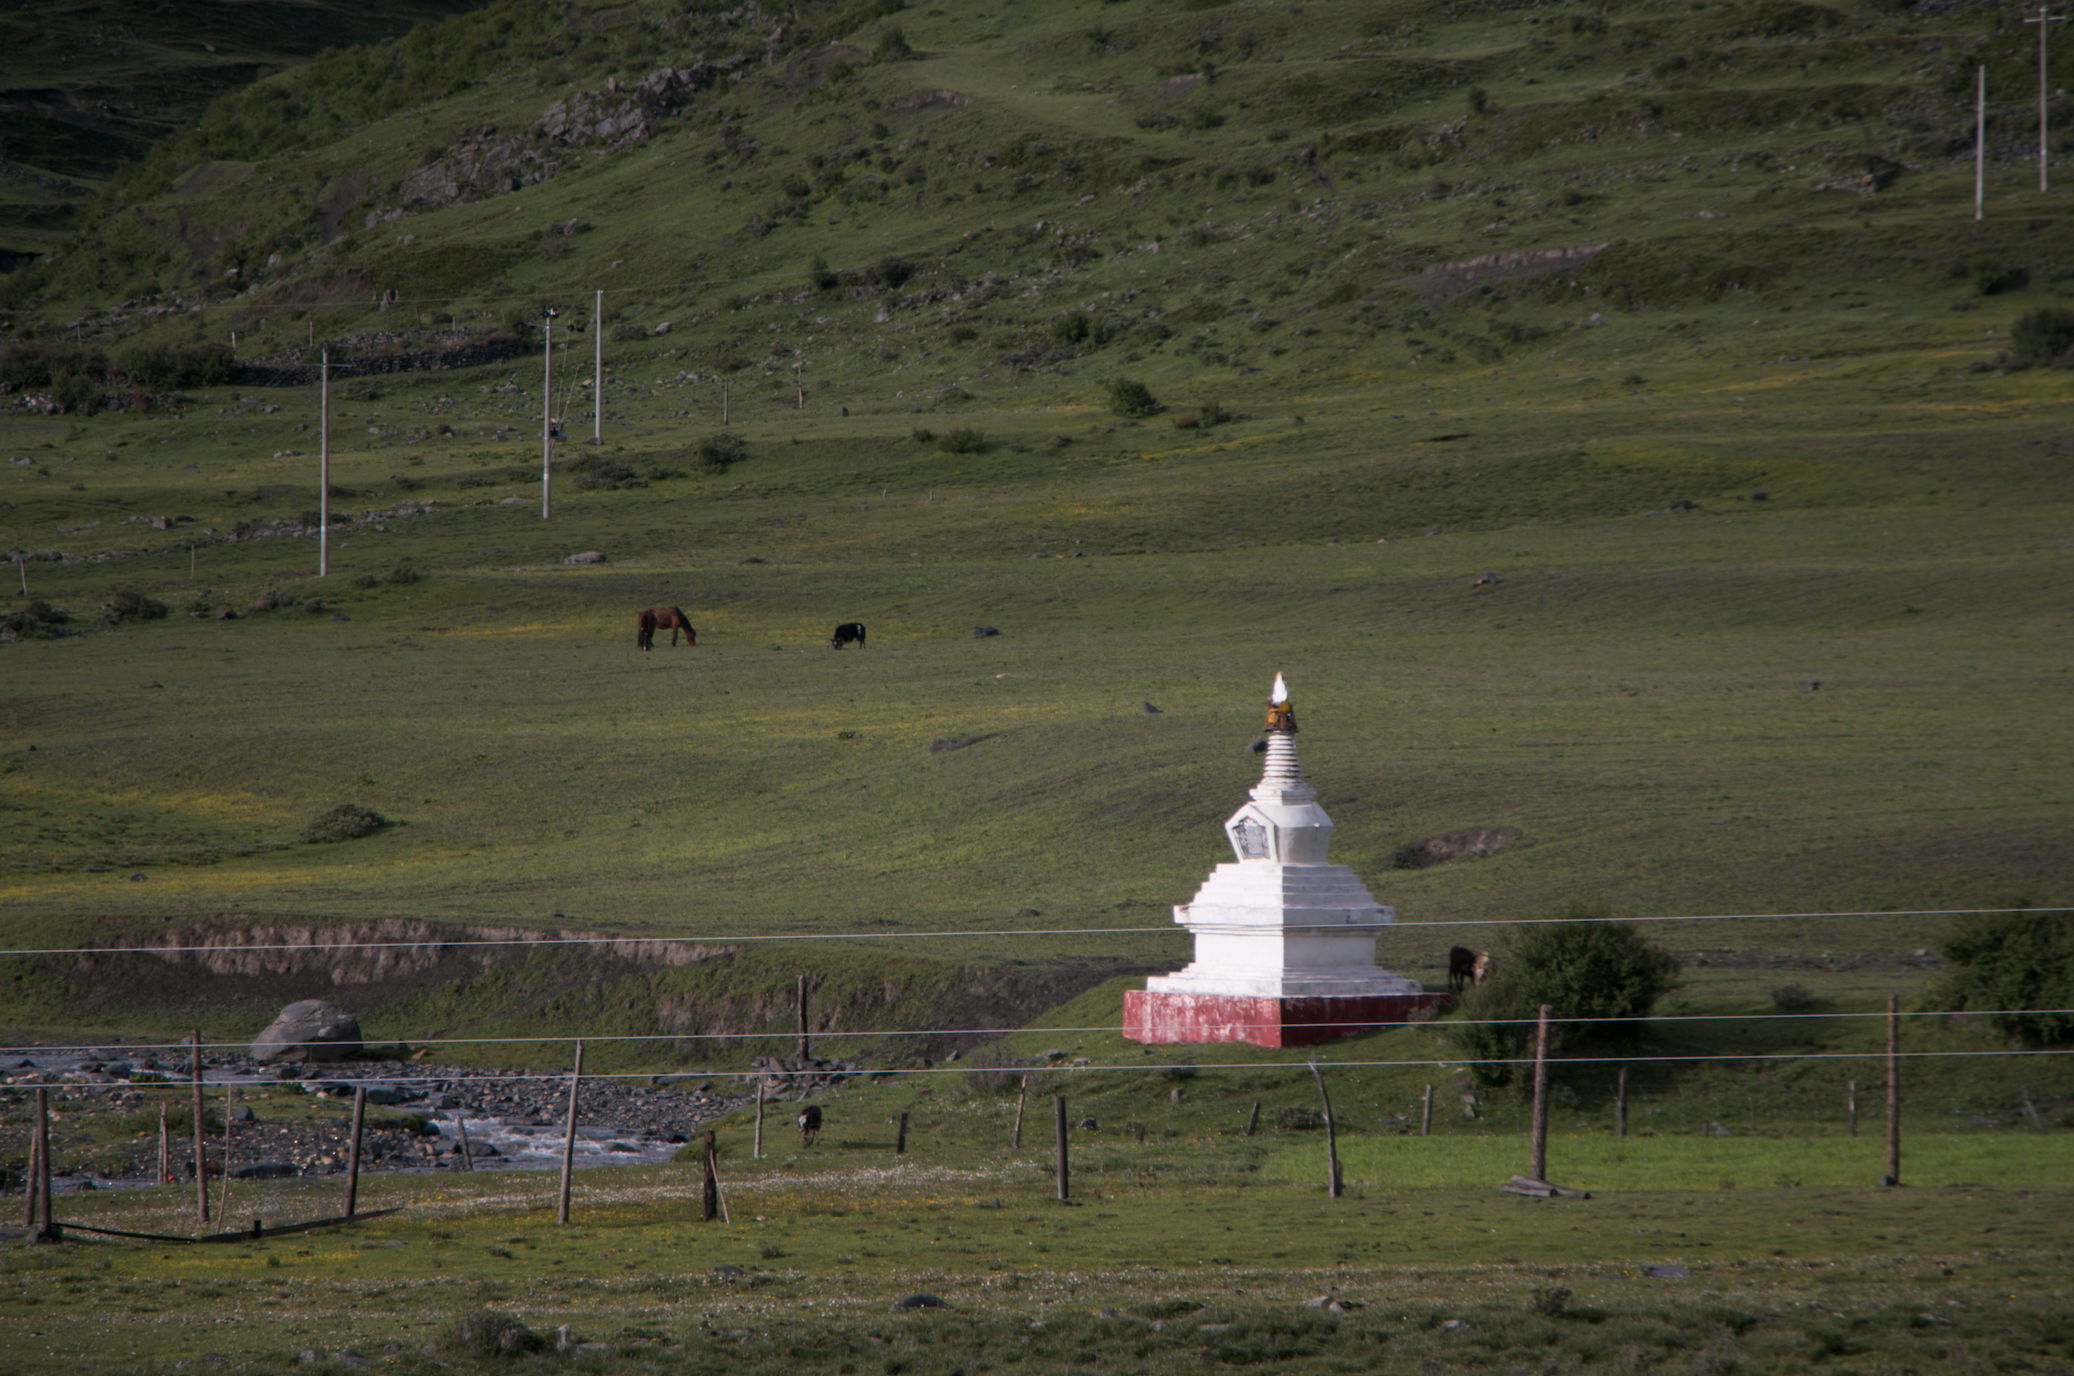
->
left=2, top=0, right=2072, bottom=1367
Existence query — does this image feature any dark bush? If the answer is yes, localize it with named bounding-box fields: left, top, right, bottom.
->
left=101, top=590, right=169, bottom=625
left=910, top=426, right=935, bottom=443
left=117, top=341, right=234, bottom=390
left=1107, top=376, right=1160, bottom=416
left=1049, top=311, right=1093, bottom=345
left=936, top=426, right=985, bottom=454
left=52, top=367, right=104, bottom=415
left=575, top=461, right=648, bottom=490
left=1771, top=983, right=1814, bottom=1011
left=0, top=600, right=73, bottom=641
left=867, top=257, right=915, bottom=289
left=807, top=253, right=838, bottom=290
left=386, top=563, right=422, bottom=585
left=445, top=1311, right=544, bottom=1359
left=0, top=343, right=106, bottom=388
left=874, top=25, right=913, bottom=60
left=1971, top=255, right=2027, bottom=296
left=960, top=1041, right=1026, bottom=1094
left=1451, top=903, right=1682, bottom=1086
left=302, top=804, right=389, bottom=844
left=1269, top=1105, right=1324, bottom=1130
left=1935, top=907, right=2074, bottom=1045
left=694, top=433, right=745, bottom=471
left=2011, top=306, right=2074, bottom=364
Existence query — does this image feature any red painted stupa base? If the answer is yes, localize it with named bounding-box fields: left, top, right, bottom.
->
left=1122, top=988, right=1448, bottom=1048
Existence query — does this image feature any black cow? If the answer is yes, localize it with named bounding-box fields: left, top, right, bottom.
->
left=1448, top=946, right=1493, bottom=993
left=830, top=622, right=866, bottom=650
left=797, top=1105, right=823, bottom=1146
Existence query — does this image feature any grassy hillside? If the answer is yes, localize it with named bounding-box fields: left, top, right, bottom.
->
left=0, top=0, right=2070, bottom=1057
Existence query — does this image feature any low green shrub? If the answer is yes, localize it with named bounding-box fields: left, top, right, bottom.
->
left=937, top=426, right=985, bottom=453
left=1935, top=907, right=2074, bottom=1045
left=2011, top=306, right=2074, bottom=364
left=302, top=804, right=389, bottom=844
left=1108, top=376, right=1160, bottom=416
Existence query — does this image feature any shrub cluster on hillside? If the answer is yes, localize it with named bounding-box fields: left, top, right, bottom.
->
left=1936, top=908, right=2074, bottom=1046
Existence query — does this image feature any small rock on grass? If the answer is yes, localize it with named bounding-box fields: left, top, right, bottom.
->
left=890, top=1293, right=947, bottom=1312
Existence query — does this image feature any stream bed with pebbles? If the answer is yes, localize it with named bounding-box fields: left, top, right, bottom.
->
left=2, top=1046, right=866, bottom=1191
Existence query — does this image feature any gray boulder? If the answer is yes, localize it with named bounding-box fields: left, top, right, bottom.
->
left=251, top=1000, right=363, bottom=1064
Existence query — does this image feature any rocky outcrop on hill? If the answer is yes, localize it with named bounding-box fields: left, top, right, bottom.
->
left=395, top=64, right=738, bottom=215
left=250, top=999, right=364, bottom=1063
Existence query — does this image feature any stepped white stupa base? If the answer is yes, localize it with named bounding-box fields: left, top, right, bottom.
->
left=1123, top=988, right=1445, bottom=1048
left=1121, top=679, right=1442, bottom=1048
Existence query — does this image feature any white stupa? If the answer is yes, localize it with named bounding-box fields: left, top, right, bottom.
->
left=1123, top=674, right=1442, bottom=1047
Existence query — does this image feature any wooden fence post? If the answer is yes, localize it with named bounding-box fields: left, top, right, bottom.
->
left=753, top=1080, right=765, bottom=1159
left=1244, top=1100, right=1261, bottom=1138
left=895, top=1111, right=908, bottom=1156
left=796, top=975, right=810, bottom=1060
left=1529, top=1004, right=1552, bottom=1183
left=1308, top=1054, right=1343, bottom=1198
left=1614, top=1064, right=1628, bottom=1140
left=221, top=1083, right=235, bottom=1222
left=1011, top=1077, right=1028, bottom=1149
left=158, top=1103, right=169, bottom=1185
left=701, top=1132, right=720, bottom=1222
left=26, top=1088, right=48, bottom=1232
left=1882, top=996, right=1900, bottom=1187
left=1847, top=1080, right=1858, bottom=1138
left=191, top=1030, right=209, bottom=1225
left=1053, top=1095, right=1069, bottom=1201
left=344, top=1087, right=367, bottom=1220
left=558, top=1040, right=585, bottom=1225
left=455, top=1113, right=474, bottom=1171
left=1420, top=1084, right=1433, bottom=1138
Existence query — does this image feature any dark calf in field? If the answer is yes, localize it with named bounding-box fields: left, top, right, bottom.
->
left=1448, top=946, right=1493, bottom=993
left=830, top=622, right=866, bottom=650
left=797, top=1105, right=823, bottom=1146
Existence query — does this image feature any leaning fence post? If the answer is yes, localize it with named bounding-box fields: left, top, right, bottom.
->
left=1011, top=1076, right=1028, bottom=1149
left=26, top=1088, right=48, bottom=1232
left=191, top=1030, right=210, bottom=1225
left=1053, top=1094, right=1070, bottom=1201
left=1420, top=1084, right=1433, bottom=1138
left=1529, top=1004, right=1552, bottom=1183
left=558, top=1040, right=585, bottom=1225
left=1882, top=996, right=1900, bottom=1187
left=1308, top=1053, right=1343, bottom=1198
left=455, top=1113, right=475, bottom=1172
left=344, top=1087, right=367, bottom=1220
left=1244, top=1100, right=1261, bottom=1138
left=701, top=1131, right=721, bottom=1222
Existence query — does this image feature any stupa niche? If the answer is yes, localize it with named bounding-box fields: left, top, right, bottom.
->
left=1122, top=675, right=1445, bottom=1047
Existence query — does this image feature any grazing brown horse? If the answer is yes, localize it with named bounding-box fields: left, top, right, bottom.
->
left=637, top=607, right=695, bottom=650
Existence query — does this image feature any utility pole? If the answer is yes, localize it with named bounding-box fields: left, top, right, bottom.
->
left=1977, top=65, right=1988, bottom=220
left=318, top=352, right=329, bottom=577
left=2024, top=5, right=2065, bottom=192
left=541, top=307, right=556, bottom=519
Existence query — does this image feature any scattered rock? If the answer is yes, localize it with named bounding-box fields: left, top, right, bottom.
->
left=250, top=1000, right=364, bottom=1064
left=891, top=1293, right=947, bottom=1312
left=564, top=551, right=608, bottom=565
left=1141, top=701, right=1161, bottom=714
left=972, top=625, right=1000, bottom=638
left=1391, top=827, right=1517, bottom=870
left=1645, top=1264, right=1689, bottom=1279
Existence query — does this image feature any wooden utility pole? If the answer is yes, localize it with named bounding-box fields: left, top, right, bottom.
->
left=1977, top=65, right=1988, bottom=220
left=1053, top=1095, right=1070, bottom=1201
left=558, top=1040, right=584, bottom=1224
left=318, top=352, right=329, bottom=578
left=191, top=1030, right=209, bottom=1225
left=1528, top=1004, right=1552, bottom=1183
left=1883, top=996, right=1901, bottom=1187
left=541, top=309, right=555, bottom=519
left=2024, top=5, right=2065, bottom=192
left=343, top=1087, right=367, bottom=1219
left=1308, top=1054, right=1343, bottom=1198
